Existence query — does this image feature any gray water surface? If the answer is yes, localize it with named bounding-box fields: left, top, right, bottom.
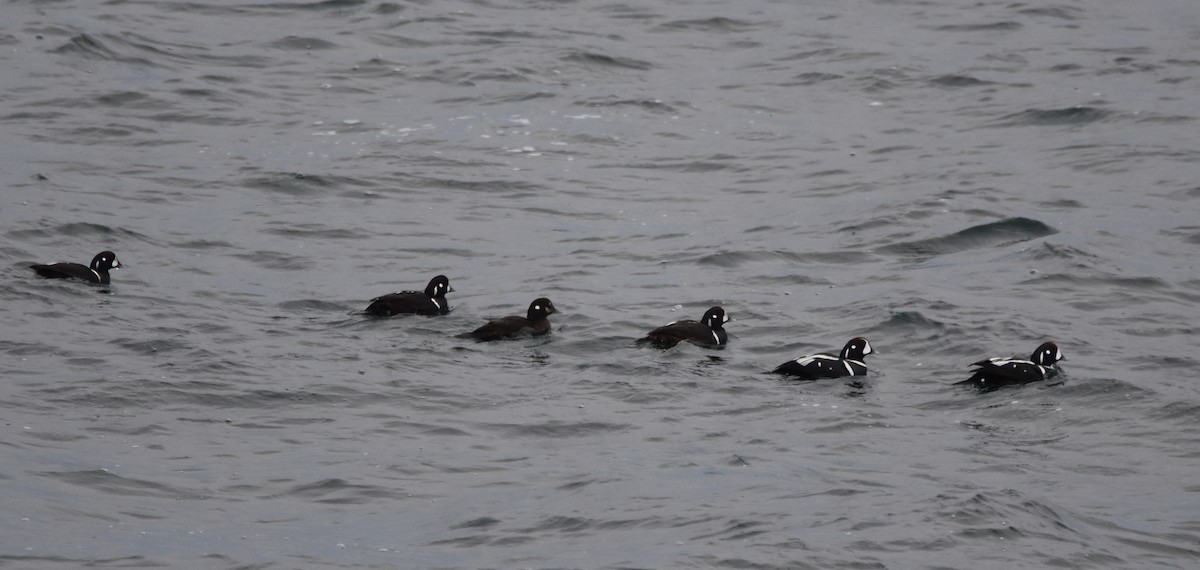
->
left=2, top=0, right=1199, bottom=568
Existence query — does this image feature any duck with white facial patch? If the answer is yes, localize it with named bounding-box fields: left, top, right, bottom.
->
left=954, top=341, right=1064, bottom=391
left=773, top=337, right=874, bottom=380
left=365, top=275, right=453, bottom=316
left=31, top=251, right=122, bottom=284
left=459, top=298, right=557, bottom=341
left=637, top=306, right=730, bottom=349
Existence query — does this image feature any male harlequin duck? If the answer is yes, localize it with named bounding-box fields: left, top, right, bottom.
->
left=954, top=341, right=1064, bottom=391
left=773, top=337, right=873, bottom=380
left=637, top=306, right=729, bottom=349
left=30, top=251, right=121, bottom=284
left=364, top=275, right=453, bottom=316
left=459, top=297, right=557, bottom=341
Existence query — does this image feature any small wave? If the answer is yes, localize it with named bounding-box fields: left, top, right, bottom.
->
left=929, top=74, right=994, bottom=88
left=784, top=72, right=844, bottom=86
left=935, top=490, right=1075, bottom=535
left=369, top=1, right=402, bottom=14
left=1151, top=401, right=1200, bottom=423
left=262, top=224, right=371, bottom=240
left=52, top=34, right=155, bottom=66
left=0, top=340, right=62, bottom=357
left=690, top=519, right=769, bottom=541
left=243, top=172, right=373, bottom=196
left=452, top=517, right=502, bottom=529
left=879, top=310, right=951, bottom=335
left=273, top=35, right=340, bottom=51
left=39, top=469, right=203, bottom=499
left=393, top=173, right=547, bottom=194
left=479, top=420, right=629, bottom=438
left=1010, top=242, right=1096, bottom=263
left=575, top=96, right=678, bottom=113
left=1021, top=272, right=1169, bottom=291
left=278, top=299, right=354, bottom=313
left=654, top=17, right=760, bottom=33
left=1039, top=198, right=1086, bottom=209
left=931, top=22, right=1022, bottom=32
left=231, top=250, right=313, bottom=271
left=1017, top=7, right=1082, bottom=20
left=168, top=354, right=269, bottom=378
left=805, top=168, right=853, bottom=179
left=485, top=91, right=559, bottom=106
left=2, top=110, right=67, bottom=123
left=860, top=77, right=900, bottom=93
left=465, top=68, right=535, bottom=83
left=95, top=91, right=157, bottom=108
left=561, top=50, right=653, bottom=71
left=172, top=87, right=240, bottom=105
left=519, top=515, right=598, bottom=533
left=173, top=239, right=235, bottom=250
left=1097, top=59, right=1160, bottom=76
left=364, top=32, right=435, bottom=49
left=22, top=222, right=112, bottom=238
left=189, top=0, right=368, bottom=14
left=994, top=106, right=1112, bottom=127
left=806, top=419, right=891, bottom=434
left=695, top=249, right=872, bottom=268
left=10, top=223, right=152, bottom=249
left=869, top=145, right=918, bottom=155
left=265, top=478, right=403, bottom=504
left=301, top=0, right=369, bottom=10
left=878, top=217, right=1057, bottom=258
left=108, top=336, right=191, bottom=356
left=1133, top=113, right=1196, bottom=125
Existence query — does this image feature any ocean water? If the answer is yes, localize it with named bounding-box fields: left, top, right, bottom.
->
left=2, top=0, right=1199, bottom=568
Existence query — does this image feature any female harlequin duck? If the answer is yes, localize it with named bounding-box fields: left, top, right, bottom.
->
left=773, top=337, right=873, bottom=380
left=365, top=275, right=453, bottom=316
left=637, top=306, right=729, bottom=349
left=954, top=341, right=1064, bottom=391
left=459, top=298, right=557, bottom=341
left=30, top=251, right=121, bottom=284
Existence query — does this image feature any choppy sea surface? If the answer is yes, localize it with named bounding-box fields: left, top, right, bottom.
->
left=2, top=1, right=1199, bottom=568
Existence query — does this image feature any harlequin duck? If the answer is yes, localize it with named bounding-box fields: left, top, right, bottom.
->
left=773, top=337, right=873, bottom=379
left=365, top=275, right=453, bottom=316
left=30, top=251, right=121, bottom=284
left=459, top=297, right=557, bottom=341
left=637, top=306, right=729, bottom=349
left=954, top=341, right=1064, bottom=391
